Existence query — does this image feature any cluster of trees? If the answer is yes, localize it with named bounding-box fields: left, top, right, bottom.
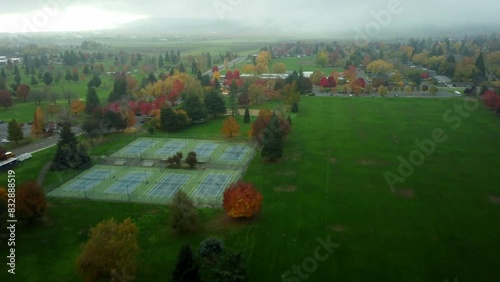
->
left=74, top=188, right=248, bottom=281
left=249, top=109, right=292, bottom=161
left=165, top=151, right=198, bottom=169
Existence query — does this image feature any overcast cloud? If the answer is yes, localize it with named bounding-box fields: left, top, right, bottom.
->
left=0, top=0, right=499, bottom=36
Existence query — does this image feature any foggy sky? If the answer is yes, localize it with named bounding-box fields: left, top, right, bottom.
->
left=0, top=0, right=499, bottom=36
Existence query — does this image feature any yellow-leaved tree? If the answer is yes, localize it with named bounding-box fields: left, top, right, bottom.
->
left=31, top=107, right=45, bottom=136
left=76, top=218, right=139, bottom=282
left=221, top=116, right=240, bottom=137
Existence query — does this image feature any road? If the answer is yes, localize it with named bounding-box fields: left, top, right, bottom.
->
left=203, top=57, right=246, bottom=77
left=8, top=126, right=82, bottom=156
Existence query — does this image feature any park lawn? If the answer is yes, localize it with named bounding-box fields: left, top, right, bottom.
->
left=2, top=97, right=500, bottom=281
left=270, top=56, right=344, bottom=74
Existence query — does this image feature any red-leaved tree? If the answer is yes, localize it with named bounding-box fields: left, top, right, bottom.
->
left=482, top=90, right=499, bottom=108
left=223, top=181, right=263, bottom=218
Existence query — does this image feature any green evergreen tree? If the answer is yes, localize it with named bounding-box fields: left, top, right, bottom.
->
left=30, top=65, right=36, bottom=75
left=179, top=62, right=186, bottom=73
left=182, top=93, right=207, bottom=122
left=72, top=71, right=79, bottom=82
left=24, top=65, right=30, bottom=75
left=207, top=52, right=212, bottom=68
left=1, top=68, right=6, bottom=79
left=108, top=73, right=127, bottom=102
left=191, top=59, right=197, bottom=74
left=13, top=65, right=19, bottom=76
left=65, top=70, right=72, bottom=82
left=243, top=107, right=250, bottom=123
left=261, top=114, right=283, bottom=161
left=30, top=75, right=38, bottom=85
left=291, top=102, right=299, bottom=113
left=82, top=64, right=90, bottom=75
left=14, top=74, right=21, bottom=84
left=7, top=119, right=23, bottom=144
left=229, top=80, right=238, bottom=116
left=85, top=87, right=100, bottom=114
left=43, top=71, right=53, bottom=86
left=87, top=74, right=102, bottom=88
left=172, top=244, right=200, bottom=282
left=475, top=52, right=486, bottom=82
left=52, top=123, right=91, bottom=170
left=161, top=107, right=178, bottom=131
left=158, top=54, right=164, bottom=68
left=204, top=89, right=227, bottom=118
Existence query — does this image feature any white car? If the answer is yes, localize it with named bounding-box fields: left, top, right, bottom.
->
left=1, top=139, right=9, bottom=143
left=17, top=153, right=32, bottom=161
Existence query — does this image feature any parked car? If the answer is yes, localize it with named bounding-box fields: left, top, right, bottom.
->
left=27, top=121, right=33, bottom=125
left=1, top=139, right=9, bottom=143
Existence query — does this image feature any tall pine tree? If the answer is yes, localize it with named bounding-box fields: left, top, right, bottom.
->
left=85, top=87, right=100, bottom=114
left=108, top=72, right=127, bottom=102
left=261, top=114, right=283, bottom=161
left=172, top=245, right=200, bottom=282
left=52, top=123, right=90, bottom=170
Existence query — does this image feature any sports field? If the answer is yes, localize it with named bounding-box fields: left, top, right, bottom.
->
left=112, top=137, right=255, bottom=165
left=48, top=165, right=242, bottom=205
left=48, top=138, right=256, bottom=205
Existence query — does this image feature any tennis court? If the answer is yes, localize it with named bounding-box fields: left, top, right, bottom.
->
left=193, top=173, right=233, bottom=198
left=64, top=169, right=115, bottom=191
left=193, top=143, right=219, bottom=158
left=120, top=139, right=158, bottom=155
left=105, top=171, right=152, bottom=194
left=220, top=146, right=250, bottom=162
left=155, top=141, right=188, bottom=156
left=146, top=173, right=191, bottom=198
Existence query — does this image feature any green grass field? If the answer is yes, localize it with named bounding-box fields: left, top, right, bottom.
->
left=2, top=96, right=500, bottom=281
left=270, top=57, right=343, bottom=74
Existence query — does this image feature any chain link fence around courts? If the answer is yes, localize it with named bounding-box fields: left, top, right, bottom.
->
left=45, top=163, right=245, bottom=209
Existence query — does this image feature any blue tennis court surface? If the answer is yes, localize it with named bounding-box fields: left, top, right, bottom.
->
left=155, top=141, right=188, bottom=156
left=105, top=171, right=152, bottom=194
left=147, top=173, right=191, bottom=198
left=193, top=173, right=232, bottom=198
left=64, top=169, right=115, bottom=191
left=193, top=143, right=218, bottom=158
left=220, top=146, right=249, bottom=161
left=122, top=140, right=158, bottom=155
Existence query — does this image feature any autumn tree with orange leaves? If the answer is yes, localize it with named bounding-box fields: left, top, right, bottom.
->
left=31, top=107, right=45, bottom=137
left=16, top=182, right=47, bottom=223
left=71, top=99, right=85, bottom=116
left=221, top=116, right=239, bottom=137
left=223, top=181, right=263, bottom=218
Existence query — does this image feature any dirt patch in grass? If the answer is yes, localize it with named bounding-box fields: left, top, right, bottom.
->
left=329, top=158, right=337, bottom=164
left=274, top=186, right=297, bottom=192
left=489, top=195, right=500, bottom=204
left=394, top=189, right=415, bottom=198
